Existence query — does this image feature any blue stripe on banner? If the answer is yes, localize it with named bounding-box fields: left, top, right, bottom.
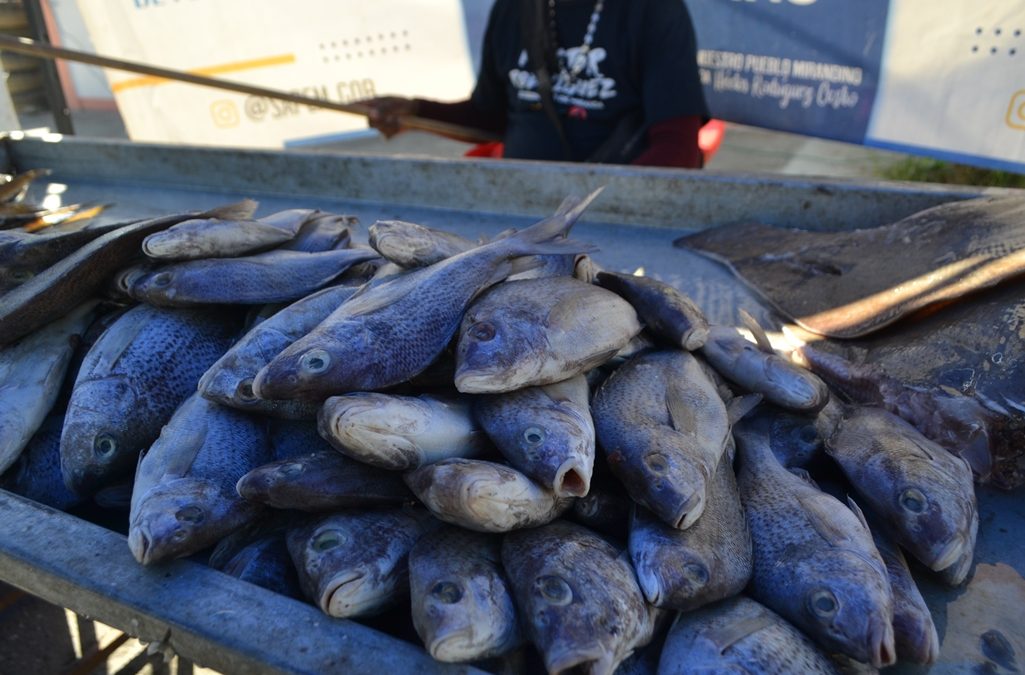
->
left=864, top=139, right=1025, bottom=175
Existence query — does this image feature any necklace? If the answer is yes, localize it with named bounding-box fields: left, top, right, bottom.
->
left=547, top=0, right=605, bottom=77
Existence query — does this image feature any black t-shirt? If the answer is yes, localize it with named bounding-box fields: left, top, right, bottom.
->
left=471, top=0, right=708, bottom=162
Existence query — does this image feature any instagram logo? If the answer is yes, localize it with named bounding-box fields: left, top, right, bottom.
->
left=210, top=100, right=240, bottom=128
left=1008, top=90, right=1025, bottom=130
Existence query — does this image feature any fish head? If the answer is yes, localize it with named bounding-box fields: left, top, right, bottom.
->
left=128, top=478, right=252, bottom=565
left=252, top=333, right=348, bottom=400
left=789, top=549, right=896, bottom=668
left=318, top=393, right=431, bottom=470
left=131, top=268, right=181, bottom=305
left=762, top=355, right=831, bottom=412
left=763, top=408, right=823, bottom=468
left=60, top=377, right=142, bottom=495
left=455, top=305, right=544, bottom=393
left=413, top=566, right=518, bottom=662
left=629, top=514, right=713, bottom=609
left=234, top=459, right=304, bottom=502
left=606, top=440, right=708, bottom=529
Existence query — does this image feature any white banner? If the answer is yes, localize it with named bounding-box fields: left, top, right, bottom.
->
left=75, top=0, right=476, bottom=148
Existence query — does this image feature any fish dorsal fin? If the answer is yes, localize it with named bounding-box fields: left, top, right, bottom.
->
left=726, top=394, right=763, bottom=427
left=799, top=492, right=856, bottom=548
left=665, top=388, right=697, bottom=433
left=199, top=199, right=259, bottom=222
left=789, top=467, right=819, bottom=488
left=701, top=613, right=776, bottom=655
left=339, top=270, right=422, bottom=317
left=739, top=309, right=774, bottom=354
left=89, top=309, right=152, bottom=376
left=159, top=415, right=209, bottom=479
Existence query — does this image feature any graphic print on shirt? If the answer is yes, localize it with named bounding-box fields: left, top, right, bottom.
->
left=508, top=48, right=618, bottom=111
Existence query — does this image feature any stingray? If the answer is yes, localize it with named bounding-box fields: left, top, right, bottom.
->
left=674, top=196, right=1025, bottom=339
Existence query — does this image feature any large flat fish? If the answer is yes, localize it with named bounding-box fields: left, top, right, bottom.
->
left=0, top=201, right=255, bottom=346
left=676, top=196, right=1025, bottom=338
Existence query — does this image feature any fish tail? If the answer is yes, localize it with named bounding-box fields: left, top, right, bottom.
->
left=507, top=188, right=605, bottom=253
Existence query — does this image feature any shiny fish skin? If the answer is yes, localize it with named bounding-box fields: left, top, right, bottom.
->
left=253, top=190, right=601, bottom=399
left=409, top=527, right=522, bottom=663
left=142, top=206, right=313, bottom=260
left=131, top=248, right=380, bottom=306
left=734, top=413, right=896, bottom=668
left=0, top=302, right=97, bottom=474
left=455, top=276, right=642, bottom=394
left=279, top=212, right=355, bottom=252
left=405, top=458, right=572, bottom=533
left=657, top=596, right=841, bottom=675
left=0, top=201, right=255, bottom=346
left=235, top=450, right=412, bottom=511
left=821, top=402, right=978, bottom=585
left=628, top=451, right=752, bottom=611
left=474, top=374, right=595, bottom=497
left=701, top=325, right=829, bottom=413
left=368, top=219, right=476, bottom=267
left=60, top=304, right=241, bottom=496
left=286, top=507, right=437, bottom=618
left=592, top=349, right=731, bottom=530
left=318, top=392, right=489, bottom=471
left=502, top=520, right=655, bottom=675
left=199, top=283, right=362, bottom=418
left=128, top=394, right=271, bottom=565
left=595, top=270, right=710, bottom=351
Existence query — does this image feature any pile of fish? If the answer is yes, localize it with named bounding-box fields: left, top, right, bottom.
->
left=1, top=188, right=1009, bottom=674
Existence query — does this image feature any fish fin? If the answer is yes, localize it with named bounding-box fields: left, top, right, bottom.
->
left=846, top=496, right=872, bottom=534
left=513, top=188, right=604, bottom=246
left=700, top=613, right=777, bottom=654
left=665, top=388, right=698, bottom=433
left=799, top=492, right=857, bottom=548
left=337, top=272, right=418, bottom=317
left=726, top=394, right=763, bottom=426
left=88, top=309, right=152, bottom=375
left=198, top=199, right=259, bottom=222
left=739, top=309, right=774, bottom=354
left=158, top=417, right=209, bottom=479
left=906, top=437, right=939, bottom=462
left=788, top=467, right=819, bottom=488
left=938, top=384, right=963, bottom=397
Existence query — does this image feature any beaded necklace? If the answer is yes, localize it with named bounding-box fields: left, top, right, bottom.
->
left=547, top=0, right=605, bottom=77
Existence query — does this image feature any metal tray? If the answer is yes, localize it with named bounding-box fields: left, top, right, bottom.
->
left=0, top=134, right=1021, bottom=674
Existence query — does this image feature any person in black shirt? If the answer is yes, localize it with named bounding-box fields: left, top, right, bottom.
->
left=363, top=0, right=709, bottom=168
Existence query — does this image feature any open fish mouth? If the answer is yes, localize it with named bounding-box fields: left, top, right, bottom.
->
left=322, top=571, right=370, bottom=617
left=930, top=534, right=967, bottom=572
left=672, top=490, right=705, bottom=530
left=127, top=526, right=152, bottom=565
left=868, top=614, right=897, bottom=668
left=546, top=645, right=613, bottom=675
left=554, top=459, right=590, bottom=497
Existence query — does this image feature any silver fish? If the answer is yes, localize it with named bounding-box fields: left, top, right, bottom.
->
left=701, top=321, right=829, bottom=413
left=368, top=219, right=476, bottom=267
left=409, top=526, right=522, bottom=662
left=60, top=305, right=241, bottom=495
left=286, top=507, right=436, bottom=618
left=734, top=413, right=896, bottom=668
left=592, top=349, right=731, bottom=530
left=0, top=301, right=97, bottom=474
left=628, top=449, right=752, bottom=611
left=131, top=247, right=380, bottom=306
left=128, top=394, right=271, bottom=565
left=819, top=401, right=978, bottom=585
left=404, top=458, right=572, bottom=533
left=198, top=283, right=362, bottom=418
left=595, top=270, right=710, bottom=351
left=252, top=190, right=601, bottom=399
left=455, top=276, right=642, bottom=393
left=141, top=204, right=313, bottom=260
left=502, top=520, right=655, bottom=675
left=279, top=212, right=356, bottom=252
left=658, top=596, right=841, bottom=674
left=318, top=392, right=489, bottom=471
left=474, top=374, right=595, bottom=497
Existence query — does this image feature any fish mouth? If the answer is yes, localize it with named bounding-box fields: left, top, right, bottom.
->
left=453, top=371, right=504, bottom=395
left=427, top=630, right=479, bottom=663
left=671, top=490, right=705, bottom=530
left=896, top=613, right=940, bottom=665
left=554, top=459, right=590, bottom=498
left=252, top=365, right=296, bottom=401
left=867, top=615, right=897, bottom=668
left=632, top=560, right=664, bottom=606
left=322, top=571, right=370, bottom=618
left=545, top=645, right=613, bottom=675
left=235, top=471, right=270, bottom=501
left=128, top=525, right=153, bottom=565
left=930, top=534, right=967, bottom=572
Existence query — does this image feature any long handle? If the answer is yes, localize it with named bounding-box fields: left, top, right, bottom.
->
left=0, top=35, right=500, bottom=144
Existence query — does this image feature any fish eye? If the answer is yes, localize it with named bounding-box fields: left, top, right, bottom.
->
left=536, top=575, right=572, bottom=606
left=899, top=488, right=928, bottom=514
left=808, top=589, right=838, bottom=617
left=152, top=272, right=172, bottom=287
left=431, top=581, right=463, bottom=604
left=644, top=452, right=669, bottom=475
left=683, top=562, right=709, bottom=586
left=312, top=529, right=346, bottom=552
left=93, top=433, right=117, bottom=458
left=235, top=379, right=258, bottom=403
left=468, top=322, right=496, bottom=341
left=300, top=349, right=332, bottom=375
left=279, top=462, right=304, bottom=477
left=523, top=426, right=546, bottom=446
left=175, top=505, right=205, bottom=524
left=576, top=496, right=599, bottom=518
